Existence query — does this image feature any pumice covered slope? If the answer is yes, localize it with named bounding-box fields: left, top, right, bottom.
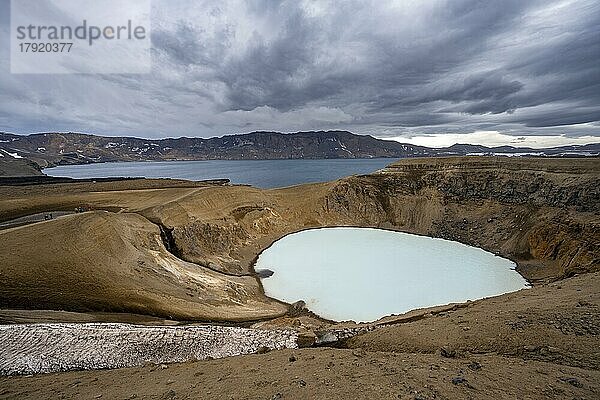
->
left=0, top=211, right=286, bottom=321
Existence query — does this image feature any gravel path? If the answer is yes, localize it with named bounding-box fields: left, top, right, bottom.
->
left=0, top=211, right=75, bottom=230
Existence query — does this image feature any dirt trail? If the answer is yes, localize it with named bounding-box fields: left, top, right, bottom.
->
left=0, top=210, right=74, bottom=230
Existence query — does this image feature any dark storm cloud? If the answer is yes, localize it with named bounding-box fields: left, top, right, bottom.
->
left=152, top=20, right=233, bottom=68
left=379, top=72, right=524, bottom=113
left=215, top=0, right=540, bottom=113
left=516, top=108, right=600, bottom=128
left=152, top=23, right=208, bottom=66
left=217, top=7, right=335, bottom=111
left=0, top=0, right=598, bottom=145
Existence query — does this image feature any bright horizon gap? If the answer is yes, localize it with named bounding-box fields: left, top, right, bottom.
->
left=382, top=131, right=600, bottom=149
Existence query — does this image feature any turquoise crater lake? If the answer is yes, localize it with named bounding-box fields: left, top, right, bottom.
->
left=256, top=227, right=529, bottom=322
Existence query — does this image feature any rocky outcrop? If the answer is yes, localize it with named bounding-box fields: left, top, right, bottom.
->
left=380, top=157, right=600, bottom=212
left=0, top=323, right=298, bottom=375
left=326, top=158, right=599, bottom=280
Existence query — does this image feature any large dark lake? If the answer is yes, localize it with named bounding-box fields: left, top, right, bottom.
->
left=44, top=158, right=395, bottom=188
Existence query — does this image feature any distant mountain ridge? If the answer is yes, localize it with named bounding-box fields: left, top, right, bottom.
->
left=0, top=130, right=598, bottom=168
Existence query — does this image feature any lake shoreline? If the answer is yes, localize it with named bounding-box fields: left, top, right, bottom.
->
left=43, top=158, right=396, bottom=189
left=255, top=227, right=528, bottom=323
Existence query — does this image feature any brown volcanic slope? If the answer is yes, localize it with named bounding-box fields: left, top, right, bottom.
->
left=0, top=211, right=285, bottom=321
left=0, top=156, right=598, bottom=322
left=0, top=156, right=599, bottom=399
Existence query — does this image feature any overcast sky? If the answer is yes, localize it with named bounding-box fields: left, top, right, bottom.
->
left=1, top=0, right=599, bottom=147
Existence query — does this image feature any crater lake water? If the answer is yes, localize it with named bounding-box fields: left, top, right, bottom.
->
left=256, top=227, right=529, bottom=322
left=44, top=158, right=395, bottom=189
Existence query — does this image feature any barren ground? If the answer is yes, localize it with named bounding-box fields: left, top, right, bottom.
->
left=1, top=272, right=599, bottom=399
left=0, top=156, right=598, bottom=399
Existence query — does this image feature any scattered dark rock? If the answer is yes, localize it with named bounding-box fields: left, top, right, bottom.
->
left=271, top=393, right=283, bottom=400
left=288, top=301, right=306, bottom=316
left=559, top=377, right=583, bottom=388
left=352, top=348, right=367, bottom=358
left=288, top=354, right=297, bottom=362
left=256, top=346, right=271, bottom=354
left=161, top=389, right=177, bottom=400
left=451, top=377, right=468, bottom=386
left=255, top=269, right=274, bottom=279
left=467, top=361, right=482, bottom=371
left=297, top=332, right=316, bottom=348
left=298, top=379, right=306, bottom=387
left=440, top=346, right=456, bottom=358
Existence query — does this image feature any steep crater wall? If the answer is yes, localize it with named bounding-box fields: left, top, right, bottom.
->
left=163, top=157, right=599, bottom=283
